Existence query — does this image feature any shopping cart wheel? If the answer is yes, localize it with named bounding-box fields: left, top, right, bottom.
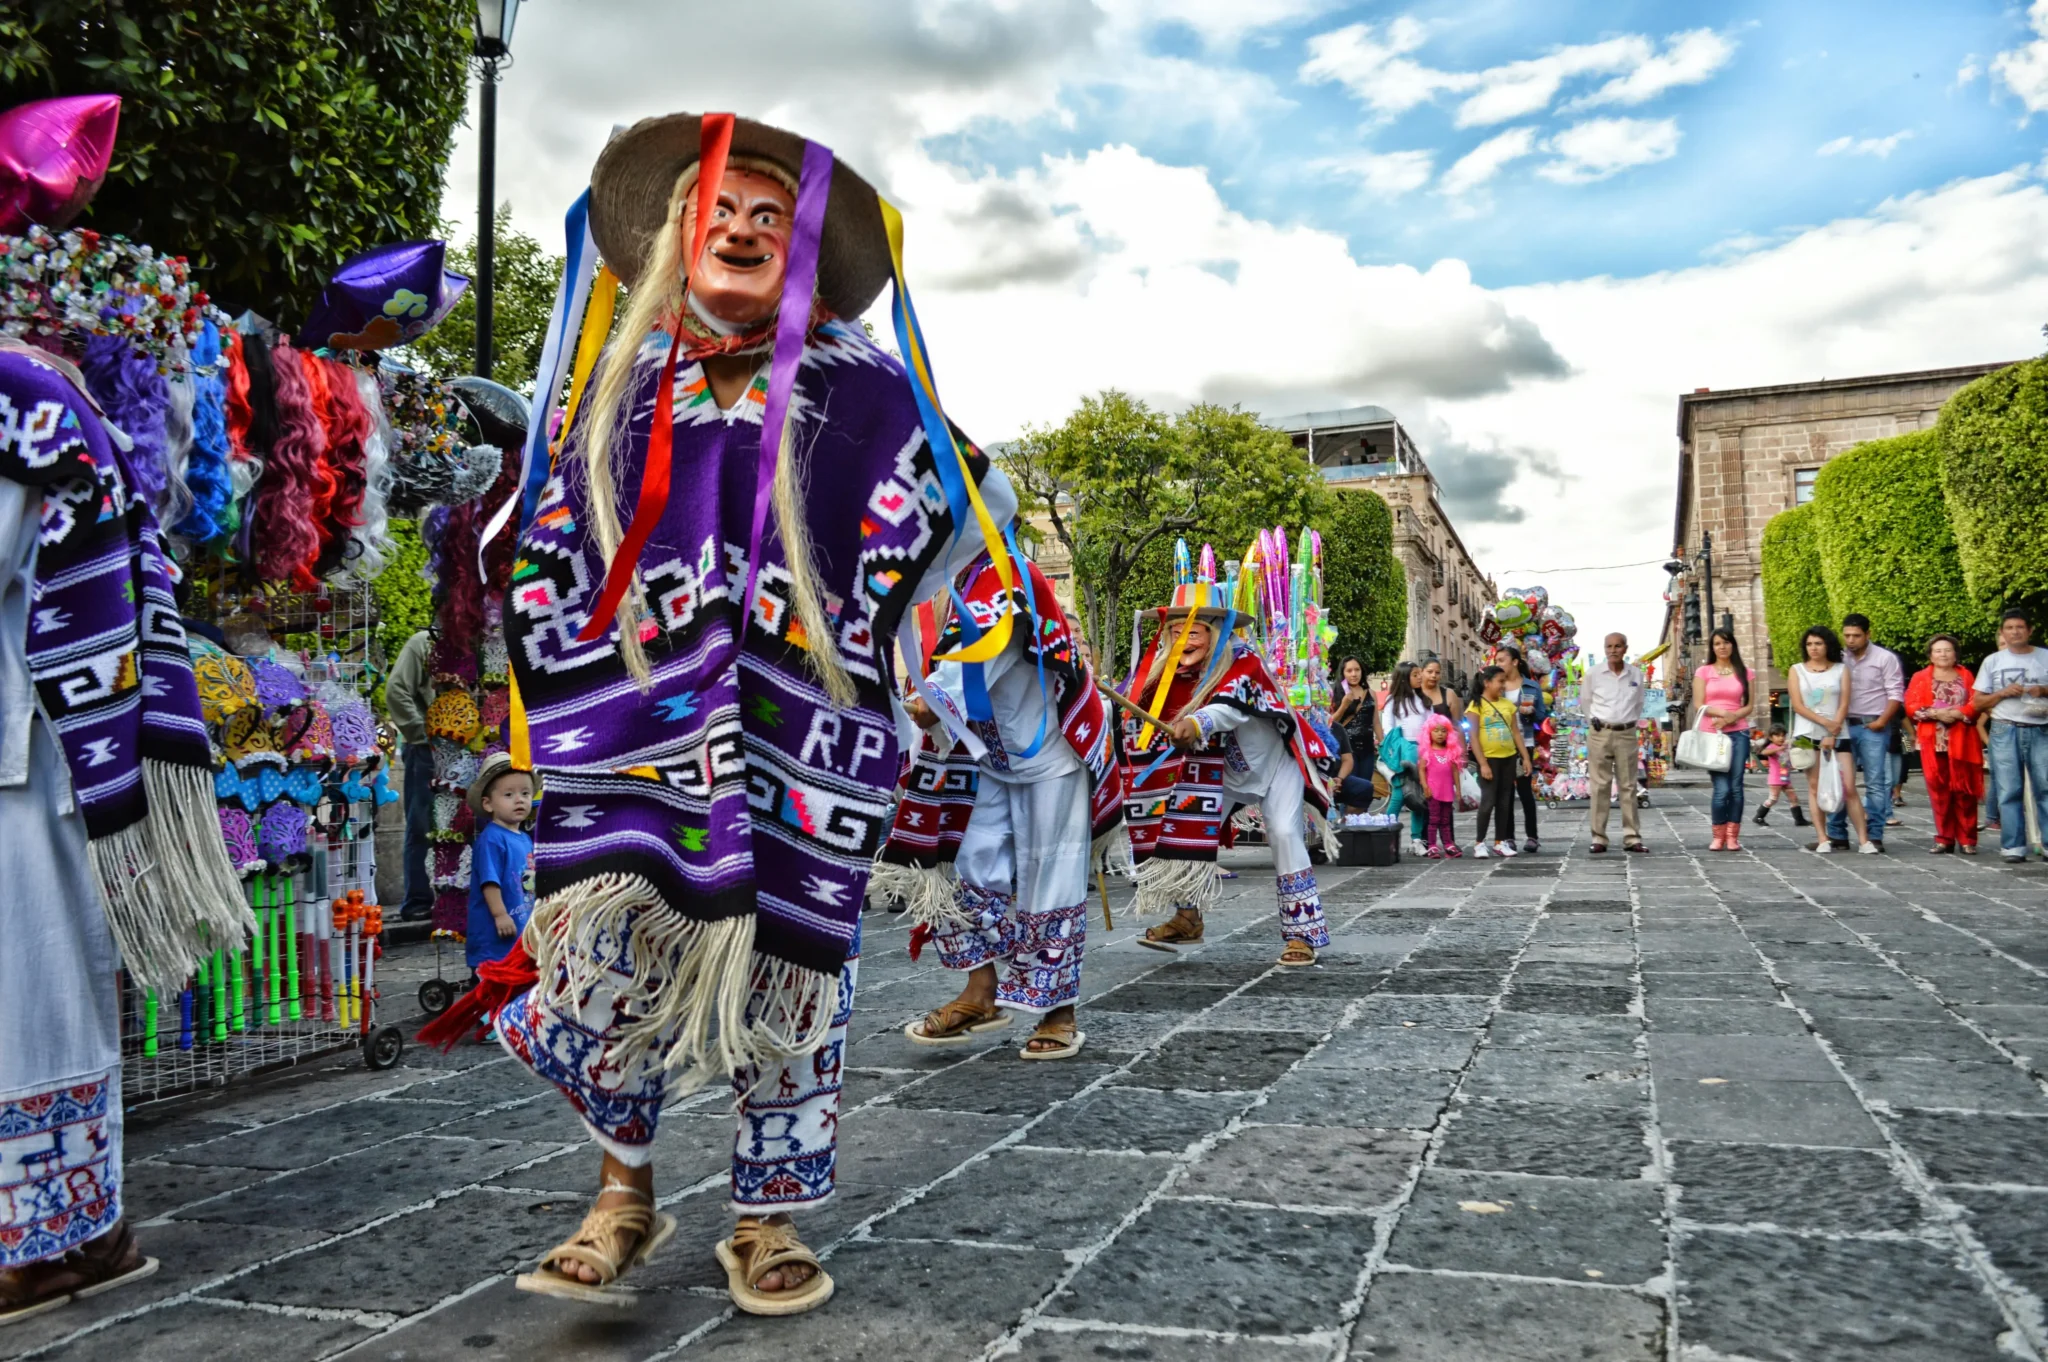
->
left=366, top=1024, right=405, bottom=1070
left=418, top=977, right=455, bottom=1017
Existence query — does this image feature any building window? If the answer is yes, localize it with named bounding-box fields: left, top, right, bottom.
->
left=1793, top=467, right=1818, bottom=505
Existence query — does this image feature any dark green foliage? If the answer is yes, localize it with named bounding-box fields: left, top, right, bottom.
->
left=1811, top=429, right=1995, bottom=660
left=1937, top=358, right=2048, bottom=619
left=1, top=0, right=473, bottom=323
left=1320, top=490, right=1407, bottom=673
left=1759, top=501, right=1831, bottom=671
left=371, top=518, right=430, bottom=709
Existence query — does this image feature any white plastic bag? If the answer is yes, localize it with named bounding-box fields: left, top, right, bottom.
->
left=1457, top=767, right=1482, bottom=811
left=1675, top=714, right=1733, bottom=772
left=1816, top=750, right=1845, bottom=814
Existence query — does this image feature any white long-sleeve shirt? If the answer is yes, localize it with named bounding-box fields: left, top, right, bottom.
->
left=925, top=622, right=1083, bottom=784
left=1186, top=698, right=1298, bottom=803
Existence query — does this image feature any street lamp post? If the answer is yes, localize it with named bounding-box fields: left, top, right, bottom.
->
left=473, top=0, right=521, bottom=380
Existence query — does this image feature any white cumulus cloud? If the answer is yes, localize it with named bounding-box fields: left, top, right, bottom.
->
left=1538, top=117, right=1682, bottom=184
left=1450, top=36, right=1649, bottom=128
left=1299, top=18, right=1472, bottom=118
left=1993, top=0, right=2048, bottom=116
left=1302, top=17, right=1735, bottom=128
left=1567, top=29, right=1735, bottom=111
left=1322, top=148, right=1436, bottom=196
left=1817, top=131, right=1914, bottom=158
left=1440, top=127, right=1541, bottom=195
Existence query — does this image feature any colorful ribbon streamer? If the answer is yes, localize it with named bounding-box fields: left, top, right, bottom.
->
left=879, top=197, right=1016, bottom=667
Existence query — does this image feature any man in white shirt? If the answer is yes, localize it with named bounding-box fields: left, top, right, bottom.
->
left=1973, top=609, right=2048, bottom=862
left=1584, top=632, right=1647, bottom=853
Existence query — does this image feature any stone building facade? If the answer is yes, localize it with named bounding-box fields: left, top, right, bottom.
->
left=1665, top=362, right=2012, bottom=698
left=1275, top=407, right=1496, bottom=688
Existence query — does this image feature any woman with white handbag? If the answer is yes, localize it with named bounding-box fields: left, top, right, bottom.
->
left=1787, top=625, right=1878, bottom=855
left=1691, top=629, right=1757, bottom=851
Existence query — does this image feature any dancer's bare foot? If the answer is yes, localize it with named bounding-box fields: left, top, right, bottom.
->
left=559, top=1154, right=654, bottom=1285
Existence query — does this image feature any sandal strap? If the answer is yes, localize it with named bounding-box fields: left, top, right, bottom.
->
left=543, top=1201, right=656, bottom=1283
left=1027, top=1023, right=1078, bottom=1046
left=730, top=1220, right=821, bottom=1289
left=923, top=998, right=996, bottom=1034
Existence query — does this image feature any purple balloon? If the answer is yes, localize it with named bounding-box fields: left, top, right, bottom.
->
left=297, top=240, right=469, bottom=351
left=0, top=95, right=121, bottom=233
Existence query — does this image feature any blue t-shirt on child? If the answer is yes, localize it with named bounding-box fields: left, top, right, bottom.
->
left=466, top=820, right=533, bottom=971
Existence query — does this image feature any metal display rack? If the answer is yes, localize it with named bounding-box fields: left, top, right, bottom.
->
left=120, top=579, right=404, bottom=1103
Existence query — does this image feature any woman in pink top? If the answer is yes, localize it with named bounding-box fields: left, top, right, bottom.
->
left=1694, top=629, right=1757, bottom=851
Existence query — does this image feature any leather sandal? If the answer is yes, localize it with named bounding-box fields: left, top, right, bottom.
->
left=516, top=1182, right=677, bottom=1305
left=0, top=1220, right=158, bottom=1328
left=905, top=997, right=1011, bottom=1046
left=716, top=1217, right=834, bottom=1316
left=1138, top=906, right=1204, bottom=952
left=1020, top=1020, right=1085, bottom=1061
left=1277, top=939, right=1318, bottom=967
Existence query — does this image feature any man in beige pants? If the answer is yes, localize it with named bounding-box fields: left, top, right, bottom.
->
left=1585, top=632, right=1648, bottom=853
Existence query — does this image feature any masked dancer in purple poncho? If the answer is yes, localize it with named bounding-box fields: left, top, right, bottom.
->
left=420, top=113, right=1012, bottom=1316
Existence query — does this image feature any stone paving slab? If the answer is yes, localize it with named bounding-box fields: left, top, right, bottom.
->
left=26, top=790, right=2048, bottom=1361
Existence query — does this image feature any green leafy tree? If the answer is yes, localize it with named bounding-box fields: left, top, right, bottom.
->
left=1811, top=430, right=1995, bottom=660
left=0, top=0, right=473, bottom=323
left=1112, top=404, right=1334, bottom=668
left=1004, top=394, right=1401, bottom=678
left=1937, top=358, right=2048, bottom=619
left=1001, top=391, right=1194, bottom=676
left=395, top=207, right=564, bottom=393
left=1759, top=502, right=1833, bottom=672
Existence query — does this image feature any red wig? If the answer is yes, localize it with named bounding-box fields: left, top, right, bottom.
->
left=254, top=340, right=327, bottom=588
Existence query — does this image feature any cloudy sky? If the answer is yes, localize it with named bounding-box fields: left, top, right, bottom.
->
left=444, top=0, right=2048, bottom=651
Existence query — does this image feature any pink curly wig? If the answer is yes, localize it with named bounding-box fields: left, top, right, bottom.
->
left=253, top=340, right=327, bottom=588
left=312, top=355, right=371, bottom=576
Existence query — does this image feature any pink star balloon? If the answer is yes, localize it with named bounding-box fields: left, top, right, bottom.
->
left=0, top=94, right=121, bottom=234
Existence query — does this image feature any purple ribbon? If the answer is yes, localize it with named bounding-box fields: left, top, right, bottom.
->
left=736, top=139, right=833, bottom=641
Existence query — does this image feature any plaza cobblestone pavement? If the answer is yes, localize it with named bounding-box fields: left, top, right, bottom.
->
left=9, top=779, right=2048, bottom=1361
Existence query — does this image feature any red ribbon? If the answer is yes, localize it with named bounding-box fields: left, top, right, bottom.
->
left=576, top=326, right=681, bottom=643
left=415, top=939, right=540, bottom=1051
left=575, top=113, right=734, bottom=646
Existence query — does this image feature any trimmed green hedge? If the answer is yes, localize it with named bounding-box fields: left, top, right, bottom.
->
left=1760, top=501, right=1831, bottom=670
left=1320, top=488, right=1407, bottom=673
left=1937, top=358, right=2048, bottom=617
left=1812, top=429, right=1994, bottom=660
left=370, top=518, right=431, bottom=711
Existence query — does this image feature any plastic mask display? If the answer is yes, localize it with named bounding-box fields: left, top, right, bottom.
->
left=680, top=167, right=795, bottom=328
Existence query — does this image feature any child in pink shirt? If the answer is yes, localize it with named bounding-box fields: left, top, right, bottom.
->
left=1418, top=713, right=1466, bottom=858
left=1753, top=723, right=1807, bottom=827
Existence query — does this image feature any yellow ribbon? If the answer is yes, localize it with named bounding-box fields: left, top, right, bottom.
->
left=1138, top=581, right=1208, bottom=750
left=879, top=197, right=1014, bottom=665
left=512, top=264, right=620, bottom=771
left=555, top=265, right=618, bottom=456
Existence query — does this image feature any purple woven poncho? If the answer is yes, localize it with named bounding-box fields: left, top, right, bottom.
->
left=507, top=319, right=1000, bottom=1076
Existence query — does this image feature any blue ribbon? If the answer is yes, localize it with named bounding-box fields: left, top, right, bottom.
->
left=517, top=190, right=595, bottom=532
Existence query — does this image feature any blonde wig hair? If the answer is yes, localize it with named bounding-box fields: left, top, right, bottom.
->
left=578, top=160, right=854, bottom=707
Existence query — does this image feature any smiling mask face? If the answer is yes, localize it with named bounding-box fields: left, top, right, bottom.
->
left=680, top=166, right=795, bottom=329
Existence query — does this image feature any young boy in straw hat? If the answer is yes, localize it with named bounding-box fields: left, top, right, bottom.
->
left=464, top=753, right=536, bottom=991
left=418, top=111, right=1013, bottom=1316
